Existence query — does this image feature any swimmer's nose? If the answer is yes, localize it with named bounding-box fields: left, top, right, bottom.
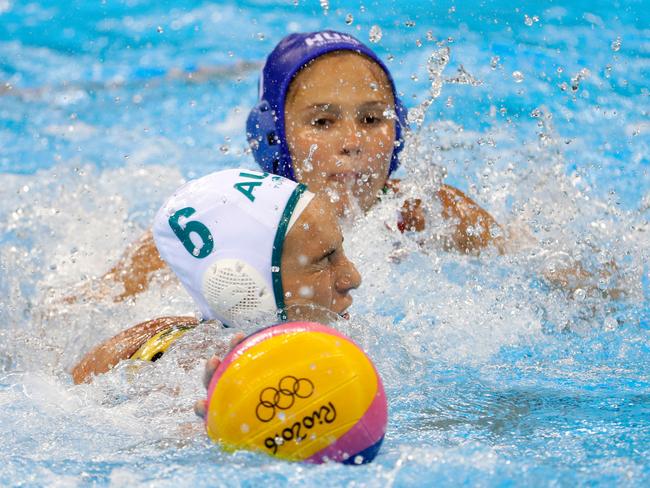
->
left=335, top=256, right=362, bottom=294
left=340, top=118, right=362, bottom=157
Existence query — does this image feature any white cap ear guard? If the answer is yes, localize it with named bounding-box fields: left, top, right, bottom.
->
left=201, top=259, right=276, bottom=327
left=152, top=168, right=313, bottom=327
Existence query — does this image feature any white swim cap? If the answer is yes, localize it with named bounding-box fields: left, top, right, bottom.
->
left=153, top=169, right=314, bottom=327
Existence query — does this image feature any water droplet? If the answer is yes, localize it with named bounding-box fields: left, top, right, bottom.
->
left=512, top=70, right=525, bottom=83
left=407, top=106, right=425, bottom=126
left=240, top=423, right=250, bottom=433
left=446, top=65, right=482, bottom=86
left=299, top=286, right=314, bottom=298
left=573, top=288, right=586, bottom=301
left=156, top=26, right=164, bottom=33
left=345, top=13, right=353, bottom=24
left=410, top=73, right=418, bottom=82
left=300, top=144, right=317, bottom=173
left=319, top=0, right=329, bottom=14
left=524, top=14, right=534, bottom=26
left=326, top=188, right=341, bottom=203
left=415, top=39, right=422, bottom=48
left=220, top=145, right=229, bottom=154
left=256, top=32, right=265, bottom=41
left=570, top=68, right=590, bottom=92
left=489, top=224, right=502, bottom=238
left=404, top=20, right=416, bottom=27
left=490, top=56, right=500, bottom=70
left=271, top=266, right=280, bottom=273
left=426, top=30, right=434, bottom=41
left=369, top=25, right=382, bottom=43
left=603, top=316, right=617, bottom=331
left=611, top=36, right=621, bottom=52
left=383, top=108, right=396, bottom=120
left=427, top=46, right=450, bottom=99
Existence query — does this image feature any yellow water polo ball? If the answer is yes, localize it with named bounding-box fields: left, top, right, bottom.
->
left=204, top=321, right=387, bottom=464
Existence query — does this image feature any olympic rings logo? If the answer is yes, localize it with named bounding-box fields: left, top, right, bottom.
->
left=255, top=375, right=315, bottom=422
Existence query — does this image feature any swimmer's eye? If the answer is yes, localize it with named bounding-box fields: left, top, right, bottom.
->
left=310, top=117, right=334, bottom=128
left=360, top=114, right=383, bottom=125
left=316, top=249, right=336, bottom=267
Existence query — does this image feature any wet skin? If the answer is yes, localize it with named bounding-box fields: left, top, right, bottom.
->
left=285, top=52, right=396, bottom=216
left=281, top=193, right=362, bottom=322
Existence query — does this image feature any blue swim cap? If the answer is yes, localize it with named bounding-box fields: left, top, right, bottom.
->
left=246, top=30, right=408, bottom=181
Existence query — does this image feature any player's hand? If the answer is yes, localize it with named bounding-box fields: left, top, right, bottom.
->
left=193, top=332, right=245, bottom=419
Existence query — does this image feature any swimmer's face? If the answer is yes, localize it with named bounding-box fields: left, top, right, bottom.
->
left=281, top=194, right=362, bottom=322
left=285, top=52, right=396, bottom=217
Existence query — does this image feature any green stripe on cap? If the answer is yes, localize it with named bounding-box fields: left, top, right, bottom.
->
left=271, top=183, right=307, bottom=320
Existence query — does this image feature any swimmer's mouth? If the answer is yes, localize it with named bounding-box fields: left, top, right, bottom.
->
left=327, top=172, right=363, bottom=183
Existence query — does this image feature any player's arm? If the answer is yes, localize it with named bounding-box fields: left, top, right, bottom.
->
left=71, top=316, right=198, bottom=384
left=65, top=230, right=167, bottom=304
left=390, top=179, right=505, bottom=254
left=105, top=230, right=167, bottom=300
left=435, top=184, right=504, bottom=254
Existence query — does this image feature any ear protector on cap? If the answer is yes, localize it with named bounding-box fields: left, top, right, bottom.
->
left=246, top=100, right=292, bottom=178
left=202, top=258, right=276, bottom=328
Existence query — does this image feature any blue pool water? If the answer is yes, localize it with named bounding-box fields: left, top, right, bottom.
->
left=1, top=0, right=649, bottom=486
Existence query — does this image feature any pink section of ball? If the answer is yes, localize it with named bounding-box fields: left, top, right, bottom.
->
left=306, top=362, right=387, bottom=464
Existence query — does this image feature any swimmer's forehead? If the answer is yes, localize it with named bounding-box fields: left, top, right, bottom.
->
left=286, top=52, right=394, bottom=109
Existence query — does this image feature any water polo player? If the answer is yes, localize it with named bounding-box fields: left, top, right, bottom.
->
left=72, top=168, right=360, bottom=384
left=65, top=29, right=501, bottom=305
left=247, top=30, right=502, bottom=252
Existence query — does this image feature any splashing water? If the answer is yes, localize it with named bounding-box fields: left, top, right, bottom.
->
left=319, top=0, right=328, bottom=15
left=446, top=65, right=482, bottom=86
left=1, top=0, right=650, bottom=486
left=294, top=143, right=317, bottom=180
left=570, top=68, right=591, bottom=92
left=369, top=25, right=383, bottom=43
left=405, top=46, right=451, bottom=131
